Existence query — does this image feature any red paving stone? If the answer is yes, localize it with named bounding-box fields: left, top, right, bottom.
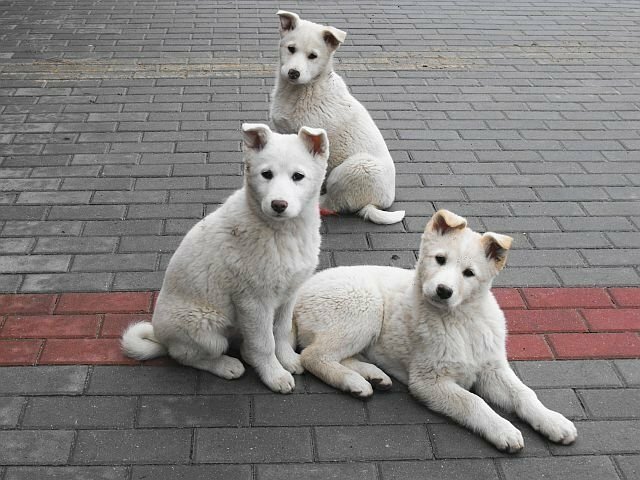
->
left=493, top=288, right=526, bottom=309
left=609, top=288, right=640, bottom=307
left=582, top=309, right=640, bottom=332
left=0, top=289, right=637, bottom=365
left=39, top=338, right=136, bottom=365
left=55, top=292, right=153, bottom=314
left=100, top=313, right=152, bottom=338
left=548, top=332, right=640, bottom=359
left=0, top=294, right=57, bottom=314
left=506, top=335, right=554, bottom=360
left=0, top=314, right=100, bottom=338
left=522, top=287, right=613, bottom=309
left=505, top=309, right=587, bottom=334
left=0, top=339, right=43, bottom=365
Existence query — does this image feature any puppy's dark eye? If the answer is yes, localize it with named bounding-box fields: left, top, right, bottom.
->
left=308, top=53, right=317, bottom=59
left=261, top=170, right=273, bottom=180
left=292, top=172, right=305, bottom=181
left=435, top=255, right=446, bottom=265
left=463, top=269, right=475, bottom=277
left=288, top=45, right=296, bottom=53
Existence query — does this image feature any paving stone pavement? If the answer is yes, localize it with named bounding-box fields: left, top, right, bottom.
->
left=1, top=0, right=640, bottom=292
left=1, top=0, right=640, bottom=478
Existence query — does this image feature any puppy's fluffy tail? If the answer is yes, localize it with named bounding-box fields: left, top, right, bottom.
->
left=358, top=204, right=405, bottom=225
left=121, top=321, right=167, bottom=360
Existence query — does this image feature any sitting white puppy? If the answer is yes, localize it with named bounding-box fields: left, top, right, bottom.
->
left=294, top=210, right=577, bottom=451
left=270, top=10, right=404, bottom=225
left=122, top=123, right=329, bottom=394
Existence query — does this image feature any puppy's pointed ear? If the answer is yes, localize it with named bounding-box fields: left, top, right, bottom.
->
left=242, top=123, right=271, bottom=152
left=426, top=209, right=467, bottom=235
left=323, top=26, right=347, bottom=51
left=277, top=10, right=300, bottom=34
left=481, top=232, right=513, bottom=270
left=298, top=126, right=329, bottom=159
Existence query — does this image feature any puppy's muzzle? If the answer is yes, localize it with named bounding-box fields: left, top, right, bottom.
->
left=271, top=200, right=288, bottom=214
left=288, top=69, right=300, bottom=80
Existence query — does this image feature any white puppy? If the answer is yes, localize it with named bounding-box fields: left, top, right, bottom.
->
left=270, top=11, right=404, bottom=225
left=122, top=123, right=329, bottom=394
left=294, top=210, right=577, bottom=451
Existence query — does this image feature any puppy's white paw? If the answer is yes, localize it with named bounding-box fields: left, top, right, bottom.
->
left=277, top=347, right=304, bottom=375
left=533, top=410, right=578, bottom=445
left=343, top=372, right=374, bottom=399
left=213, top=356, right=245, bottom=380
left=261, top=367, right=296, bottom=394
left=490, top=423, right=524, bottom=453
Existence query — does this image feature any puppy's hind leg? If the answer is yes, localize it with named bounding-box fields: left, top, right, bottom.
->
left=273, top=297, right=303, bottom=375
left=169, top=334, right=245, bottom=380
left=341, top=357, right=392, bottom=390
left=302, top=345, right=374, bottom=398
left=322, top=154, right=404, bottom=225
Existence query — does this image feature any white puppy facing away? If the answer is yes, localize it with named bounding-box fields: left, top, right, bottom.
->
left=294, top=210, right=577, bottom=451
left=122, top=123, right=329, bottom=394
left=270, top=10, right=405, bottom=225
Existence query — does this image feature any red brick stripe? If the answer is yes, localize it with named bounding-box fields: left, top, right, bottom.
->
left=0, top=288, right=638, bottom=366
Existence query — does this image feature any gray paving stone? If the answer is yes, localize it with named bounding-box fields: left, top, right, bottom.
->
left=315, top=425, right=431, bottom=461
left=4, top=466, right=128, bottom=480
left=367, top=392, right=448, bottom=424
left=198, top=369, right=304, bottom=395
left=0, top=366, right=88, bottom=395
left=137, top=395, right=249, bottom=427
left=333, top=250, right=416, bottom=269
left=614, top=455, right=640, bottom=480
left=0, top=431, right=74, bottom=465
left=131, top=465, right=251, bottom=480
left=615, top=360, right=640, bottom=386
left=34, top=237, right=117, bottom=254
left=380, top=459, right=499, bottom=480
left=71, top=253, right=157, bottom=272
left=22, top=396, right=137, bottom=428
left=87, top=366, right=197, bottom=395
left=253, top=393, right=366, bottom=426
left=555, top=268, right=640, bottom=286
left=578, top=389, right=640, bottom=419
left=195, top=427, right=312, bottom=463
left=256, top=463, right=377, bottom=480
left=534, top=389, right=586, bottom=420
left=513, top=361, right=622, bottom=388
left=21, top=273, right=113, bottom=292
left=73, top=429, right=192, bottom=464
left=500, top=456, right=620, bottom=480
left=549, top=420, right=640, bottom=455
left=429, top=422, right=549, bottom=458
left=0, top=397, right=25, bottom=427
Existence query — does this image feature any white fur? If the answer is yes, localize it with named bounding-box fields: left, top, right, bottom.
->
left=270, top=11, right=404, bottom=225
left=122, top=123, right=329, bottom=394
left=294, top=209, right=577, bottom=451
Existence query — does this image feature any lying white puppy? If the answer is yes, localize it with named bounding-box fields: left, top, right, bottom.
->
left=294, top=210, right=577, bottom=451
left=270, top=10, right=404, bottom=225
left=122, top=123, right=329, bottom=394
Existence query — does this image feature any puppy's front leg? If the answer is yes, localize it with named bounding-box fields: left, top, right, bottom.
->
left=476, top=364, right=577, bottom=445
left=273, top=297, right=304, bottom=374
left=236, top=299, right=295, bottom=394
left=409, top=368, right=524, bottom=452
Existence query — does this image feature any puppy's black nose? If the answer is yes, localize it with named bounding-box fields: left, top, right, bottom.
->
left=436, top=285, right=453, bottom=300
left=271, top=200, right=288, bottom=213
left=288, top=69, right=300, bottom=80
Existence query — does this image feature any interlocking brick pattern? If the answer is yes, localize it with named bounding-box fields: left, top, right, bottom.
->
left=0, top=289, right=638, bottom=365
left=1, top=0, right=640, bottom=476
left=1, top=0, right=640, bottom=293
left=0, top=360, right=638, bottom=477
